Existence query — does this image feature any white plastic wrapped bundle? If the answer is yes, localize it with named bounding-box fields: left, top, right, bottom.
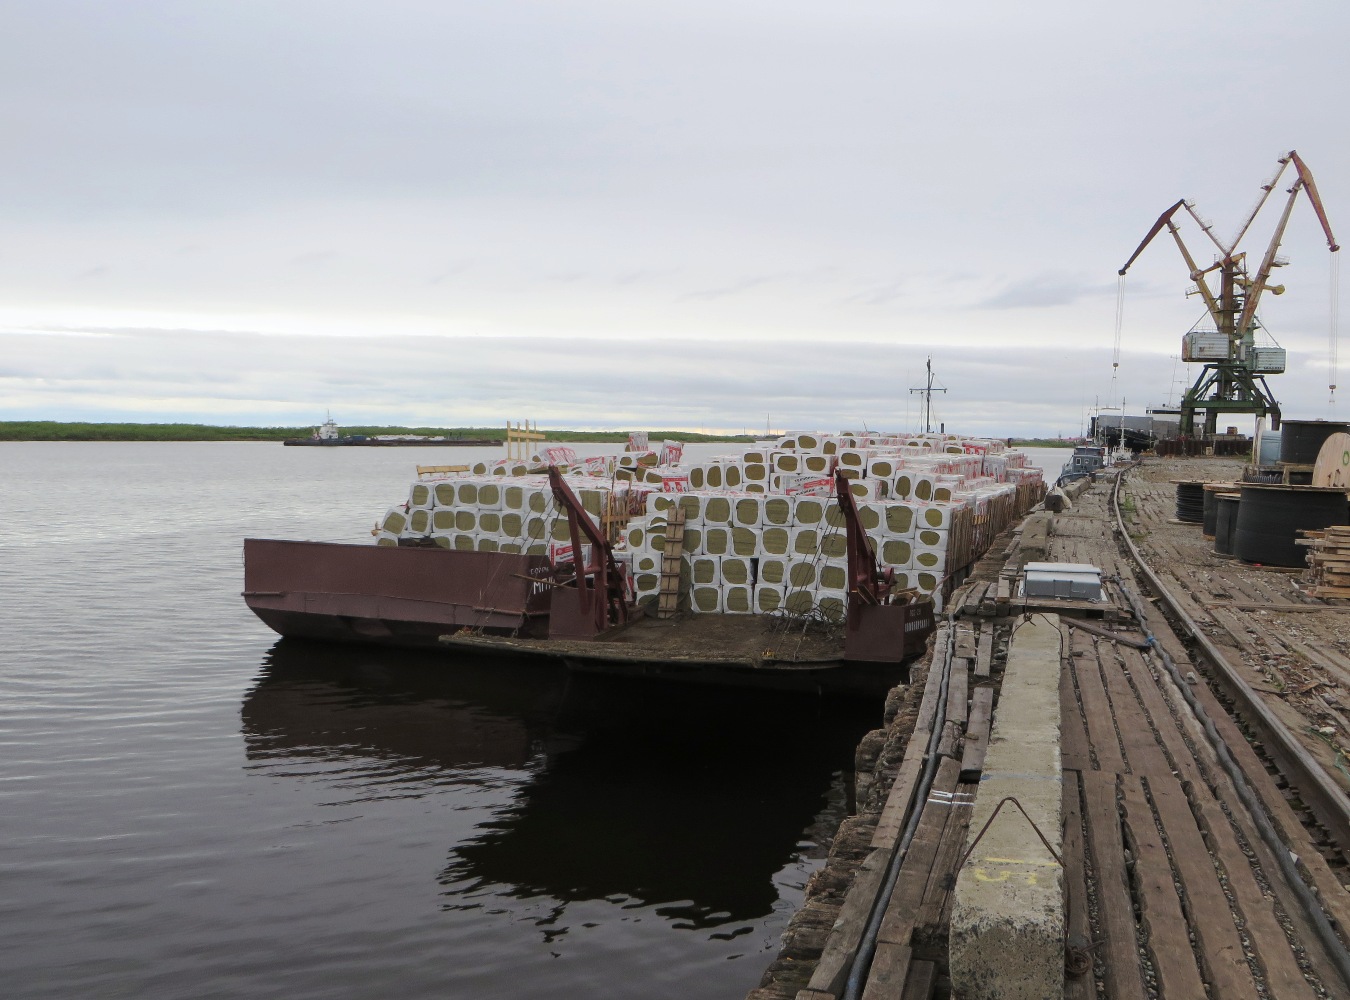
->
left=703, top=464, right=725, bottom=489
left=695, top=525, right=725, bottom=555
left=783, top=589, right=816, bottom=615
left=818, top=561, right=848, bottom=591
left=796, top=433, right=821, bottom=451
left=406, top=508, right=432, bottom=534
left=837, top=448, right=869, bottom=470
left=408, top=482, right=434, bottom=509
left=760, top=526, right=790, bottom=556
left=772, top=452, right=802, bottom=474
left=477, top=511, right=501, bottom=535
left=523, top=513, right=550, bottom=541
left=687, top=464, right=708, bottom=490
left=916, top=504, right=954, bottom=530
left=816, top=589, right=846, bottom=623
left=909, top=475, right=937, bottom=502
left=915, top=571, right=941, bottom=595
left=790, top=527, right=820, bottom=557
left=722, top=464, right=744, bottom=488
left=801, top=454, right=831, bottom=474
left=498, top=540, right=523, bottom=554
left=754, top=584, right=784, bottom=613
left=631, top=550, right=660, bottom=574
left=855, top=502, right=884, bottom=532
left=915, top=526, right=948, bottom=549
left=849, top=479, right=882, bottom=501
left=883, top=503, right=916, bottom=537
left=475, top=535, right=500, bottom=552
left=703, top=495, right=733, bottom=525
left=682, top=526, right=702, bottom=554
left=691, top=585, right=721, bottom=613
left=819, top=531, right=847, bottom=560
left=721, top=585, right=753, bottom=614
left=793, top=496, right=826, bottom=526
left=524, top=539, right=548, bottom=557
left=730, top=527, right=758, bottom=557
left=912, top=547, right=945, bottom=571
left=474, top=481, right=502, bottom=510
left=374, top=529, right=399, bottom=547
left=499, top=512, right=524, bottom=538
left=430, top=509, right=456, bottom=532
left=758, top=558, right=787, bottom=586
left=868, top=457, right=899, bottom=480
left=692, top=555, right=721, bottom=586
left=733, top=496, right=763, bottom=528
left=720, top=556, right=753, bottom=587
left=761, top=496, right=793, bottom=527
left=380, top=507, right=409, bottom=535
left=878, top=537, right=913, bottom=568
left=501, top=484, right=528, bottom=510
left=787, top=561, right=817, bottom=588
left=742, top=462, right=768, bottom=484
left=676, top=493, right=704, bottom=525
left=742, top=449, right=768, bottom=464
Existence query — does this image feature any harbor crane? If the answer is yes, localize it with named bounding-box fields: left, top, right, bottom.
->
left=1118, top=150, right=1339, bottom=436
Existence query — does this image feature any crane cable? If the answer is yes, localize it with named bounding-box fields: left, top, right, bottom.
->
left=1330, top=251, right=1341, bottom=406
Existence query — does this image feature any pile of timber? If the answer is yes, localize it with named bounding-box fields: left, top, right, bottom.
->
left=1298, top=525, right=1350, bottom=598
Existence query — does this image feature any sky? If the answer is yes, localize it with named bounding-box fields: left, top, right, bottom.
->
left=2, top=1, right=1349, bottom=437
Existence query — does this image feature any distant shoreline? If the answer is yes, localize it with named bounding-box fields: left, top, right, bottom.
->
left=0, top=422, right=1076, bottom=447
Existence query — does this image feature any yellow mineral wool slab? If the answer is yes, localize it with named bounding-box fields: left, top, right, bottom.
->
left=408, top=483, right=433, bottom=508
left=857, top=502, right=883, bottom=532
left=688, top=465, right=706, bottom=490
left=683, top=526, right=702, bottom=553
left=703, top=495, right=732, bottom=524
left=705, top=464, right=724, bottom=489
left=720, top=557, right=752, bottom=586
left=735, top=497, right=762, bottom=527
left=476, top=536, right=500, bottom=552
left=817, top=592, right=846, bottom=622
left=790, top=527, right=819, bottom=556
left=722, top=584, right=753, bottom=614
left=478, top=511, right=501, bottom=534
left=376, top=535, right=398, bottom=547
left=885, top=503, right=916, bottom=535
left=702, top=526, right=730, bottom=556
left=819, top=531, right=847, bottom=559
left=692, top=585, right=721, bottom=613
left=755, top=584, right=784, bottom=613
left=788, top=561, right=817, bottom=588
left=913, top=548, right=944, bottom=569
left=773, top=453, right=801, bottom=473
left=678, top=494, right=702, bottom=524
left=920, top=504, right=953, bottom=528
left=503, top=485, right=525, bottom=510
left=433, top=509, right=456, bottom=531
left=409, top=509, right=431, bottom=533
left=723, top=465, right=743, bottom=488
left=916, top=527, right=947, bottom=548
left=880, top=538, right=913, bottom=566
left=762, top=497, right=793, bottom=526
left=433, top=536, right=450, bottom=549
left=794, top=497, right=824, bottom=525
left=784, top=590, right=815, bottom=615
left=759, top=558, right=787, bottom=585
left=731, top=526, right=758, bottom=556
left=819, top=563, right=847, bottom=591
left=761, top=526, right=790, bottom=555
left=381, top=508, right=408, bottom=534
left=743, top=462, right=768, bottom=481
left=692, top=556, right=721, bottom=585
left=478, top=482, right=502, bottom=509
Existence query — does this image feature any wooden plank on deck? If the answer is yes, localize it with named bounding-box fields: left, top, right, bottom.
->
left=1061, top=773, right=1093, bottom=1000
left=1119, top=776, right=1207, bottom=1000
left=974, top=625, right=994, bottom=680
left=1071, top=631, right=1126, bottom=774
left=1081, top=770, right=1148, bottom=1000
left=959, top=687, right=993, bottom=781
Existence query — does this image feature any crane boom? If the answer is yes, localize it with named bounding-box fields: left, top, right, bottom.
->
left=1289, top=150, right=1340, bottom=252
left=1119, top=198, right=1187, bottom=276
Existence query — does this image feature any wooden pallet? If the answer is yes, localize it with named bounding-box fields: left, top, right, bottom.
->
left=1298, top=525, right=1350, bottom=598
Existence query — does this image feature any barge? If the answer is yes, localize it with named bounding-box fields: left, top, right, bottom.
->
left=244, top=430, right=1045, bottom=693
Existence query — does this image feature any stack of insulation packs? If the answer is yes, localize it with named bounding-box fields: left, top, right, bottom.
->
left=373, top=431, right=1042, bottom=617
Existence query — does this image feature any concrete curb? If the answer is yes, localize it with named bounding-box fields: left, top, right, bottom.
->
left=949, top=614, right=1065, bottom=1000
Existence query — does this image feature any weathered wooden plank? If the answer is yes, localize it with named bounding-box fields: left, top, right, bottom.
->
left=974, top=625, right=994, bottom=680
left=945, top=658, right=970, bottom=729
left=959, top=581, right=989, bottom=618
left=911, top=781, right=975, bottom=960
left=1071, top=633, right=1126, bottom=775
left=899, top=959, right=937, bottom=1000
left=1097, top=642, right=1171, bottom=778
left=1081, top=770, right=1148, bottom=1000
left=1119, top=776, right=1207, bottom=1000
left=805, top=847, right=893, bottom=997
left=959, top=687, right=994, bottom=781
left=953, top=623, right=977, bottom=660
left=1146, top=779, right=1260, bottom=1000
left=1061, top=773, right=1093, bottom=1000
left=876, top=758, right=962, bottom=947
left=1185, top=786, right=1321, bottom=1000
left=872, top=756, right=925, bottom=852
left=1067, top=617, right=1151, bottom=648
left=859, top=942, right=912, bottom=1000
left=1059, top=656, right=1093, bottom=773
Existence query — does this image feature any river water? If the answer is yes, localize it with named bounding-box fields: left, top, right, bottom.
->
left=0, top=440, right=1060, bottom=999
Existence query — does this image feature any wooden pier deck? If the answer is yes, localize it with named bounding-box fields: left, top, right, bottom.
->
left=750, top=463, right=1350, bottom=1000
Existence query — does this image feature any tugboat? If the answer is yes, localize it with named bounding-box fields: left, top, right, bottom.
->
left=1056, top=443, right=1108, bottom=486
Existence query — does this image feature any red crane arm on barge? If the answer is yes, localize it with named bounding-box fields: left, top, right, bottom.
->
left=547, top=466, right=629, bottom=636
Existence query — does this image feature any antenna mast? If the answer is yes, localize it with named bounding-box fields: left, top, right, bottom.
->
left=908, top=356, right=947, bottom=434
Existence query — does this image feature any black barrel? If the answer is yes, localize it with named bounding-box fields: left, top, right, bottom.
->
left=1279, top=419, right=1350, bottom=465
left=1175, top=482, right=1205, bottom=523
left=1234, top=485, right=1350, bottom=567
left=1201, top=483, right=1231, bottom=537
left=1214, top=494, right=1241, bottom=556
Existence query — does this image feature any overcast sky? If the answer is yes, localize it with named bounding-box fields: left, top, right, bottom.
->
left=2, top=1, right=1348, bottom=436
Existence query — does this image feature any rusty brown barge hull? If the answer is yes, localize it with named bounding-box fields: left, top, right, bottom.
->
left=242, top=537, right=934, bottom=695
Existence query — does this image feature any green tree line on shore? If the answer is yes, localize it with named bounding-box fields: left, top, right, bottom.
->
left=0, top=421, right=1072, bottom=446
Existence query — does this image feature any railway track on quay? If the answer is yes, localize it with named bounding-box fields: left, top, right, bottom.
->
left=749, top=462, right=1350, bottom=1000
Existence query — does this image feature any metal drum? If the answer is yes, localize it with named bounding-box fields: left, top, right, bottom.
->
left=1201, top=483, right=1234, bottom=537
left=1256, top=426, right=1282, bottom=466
left=1279, top=419, right=1350, bottom=465
left=1175, top=482, right=1205, bottom=523
left=1234, top=484, right=1350, bottom=567
left=1214, top=494, right=1241, bottom=556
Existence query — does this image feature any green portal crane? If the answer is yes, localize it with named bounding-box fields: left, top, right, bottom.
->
left=1119, top=151, right=1339, bottom=435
